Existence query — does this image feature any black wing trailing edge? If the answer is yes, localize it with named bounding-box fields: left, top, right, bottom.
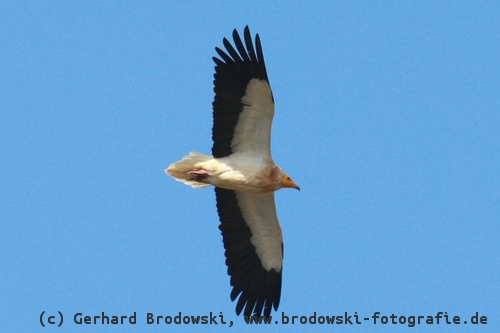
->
left=215, top=188, right=282, bottom=319
left=211, top=26, right=270, bottom=158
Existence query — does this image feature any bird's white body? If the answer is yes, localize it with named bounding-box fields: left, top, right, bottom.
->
left=167, top=152, right=282, bottom=193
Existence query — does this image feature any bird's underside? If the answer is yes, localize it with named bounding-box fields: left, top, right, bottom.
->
left=166, top=26, right=298, bottom=319
left=167, top=152, right=297, bottom=193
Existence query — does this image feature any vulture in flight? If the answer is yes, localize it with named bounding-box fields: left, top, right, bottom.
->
left=166, top=26, right=299, bottom=319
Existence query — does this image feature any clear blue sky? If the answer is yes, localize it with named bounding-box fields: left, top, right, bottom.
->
left=2, top=2, right=499, bottom=332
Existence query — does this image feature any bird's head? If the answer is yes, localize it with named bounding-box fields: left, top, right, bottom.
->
left=280, top=174, right=300, bottom=191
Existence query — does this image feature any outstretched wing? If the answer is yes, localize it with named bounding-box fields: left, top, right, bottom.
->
left=215, top=187, right=283, bottom=318
left=212, top=26, right=274, bottom=159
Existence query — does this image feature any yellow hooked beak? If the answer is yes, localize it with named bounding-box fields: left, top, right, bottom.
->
left=281, top=176, right=300, bottom=191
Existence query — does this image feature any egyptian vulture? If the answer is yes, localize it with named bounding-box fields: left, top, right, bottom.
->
left=166, top=26, right=299, bottom=319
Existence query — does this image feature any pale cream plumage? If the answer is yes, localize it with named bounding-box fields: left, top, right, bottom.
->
left=167, top=151, right=297, bottom=193
left=165, top=26, right=298, bottom=319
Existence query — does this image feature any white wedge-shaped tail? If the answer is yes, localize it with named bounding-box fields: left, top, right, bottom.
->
left=165, top=152, right=212, bottom=188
